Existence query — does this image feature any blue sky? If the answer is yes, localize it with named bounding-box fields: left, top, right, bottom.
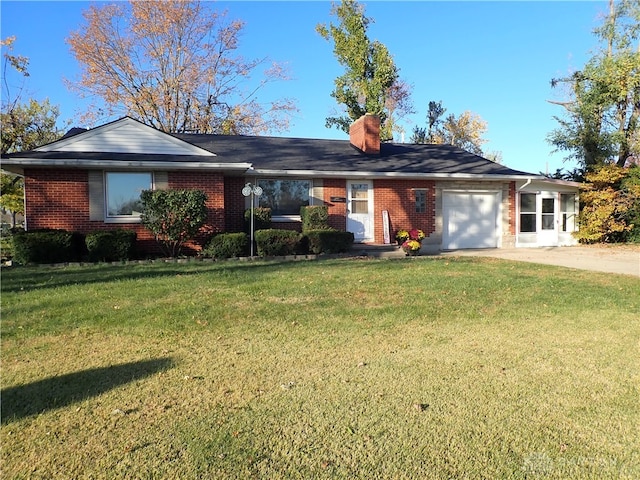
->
left=1, top=1, right=606, bottom=174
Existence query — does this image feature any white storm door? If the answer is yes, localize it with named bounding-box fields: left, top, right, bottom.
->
left=347, top=181, right=373, bottom=242
left=443, top=191, right=500, bottom=249
left=538, top=194, right=558, bottom=246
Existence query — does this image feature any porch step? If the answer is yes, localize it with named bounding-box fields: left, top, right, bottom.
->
left=349, top=243, right=406, bottom=258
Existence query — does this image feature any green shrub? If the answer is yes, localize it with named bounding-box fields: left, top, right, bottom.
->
left=254, top=229, right=301, bottom=257
left=305, top=229, right=354, bottom=254
left=12, top=229, right=82, bottom=264
left=203, top=233, right=249, bottom=258
left=140, top=189, right=208, bottom=257
left=300, top=205, right=329, bottom=232
left=244, top=207, right=272, bottom=231
left=85, top=229, right=137, bottom=262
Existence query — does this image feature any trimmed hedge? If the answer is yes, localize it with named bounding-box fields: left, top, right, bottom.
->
left=203, top=233, right=249, bottom=259
left=300, top=205, right=329, bottom=232
left=12, top=229, right=84, bottom=264
left=305, top=229, right=354, bottom=254
left=244, top=207, right=272, bottom=232
left=254, top=229, right=301, bottom=257
left=85, top=229, right=137, bottom=262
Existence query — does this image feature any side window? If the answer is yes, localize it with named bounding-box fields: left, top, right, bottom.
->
left=105, top=172, right=153, bottom=220
left=415, top=189, right=427, bottom=213
left=519, top=193, right=537, bottom=233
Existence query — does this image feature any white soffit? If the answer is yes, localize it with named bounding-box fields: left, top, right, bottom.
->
left=36, top=117, right=215, bottom=156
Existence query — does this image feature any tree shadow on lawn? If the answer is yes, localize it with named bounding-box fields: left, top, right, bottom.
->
left=1, top=357, right=174, bottom=424
left=0, top=260, right=305, bottom=293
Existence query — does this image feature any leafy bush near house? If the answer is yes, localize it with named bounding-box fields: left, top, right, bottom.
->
left=12, top=229, right=84, bottom=264
left=576, top=165, right=640, bottom=243
left=85, top=229, right=137, bottom=262
left=254, top=229, right=301, bottom=257
left=202, top=233, right=249, bottom=259
left=244, top=207, right=272, bottom=232
left=304, top=229, right=354, bottom=254
left=140, top=189, right=208, bottom=257
left=300, top=205, right=329, bottom=232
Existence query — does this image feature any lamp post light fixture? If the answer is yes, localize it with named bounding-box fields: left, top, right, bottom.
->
left=242, top=182, right=263, bottom=257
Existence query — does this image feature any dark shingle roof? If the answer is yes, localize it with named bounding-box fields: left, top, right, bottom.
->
left=173, top=134, right=534, bottom=177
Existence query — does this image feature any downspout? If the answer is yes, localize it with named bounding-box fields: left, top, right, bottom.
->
left=518, top=178, right=532, bottom=190
left=515, top=178, right=533, bottom=248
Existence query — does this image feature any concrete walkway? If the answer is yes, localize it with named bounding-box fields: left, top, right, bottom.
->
left=441, top=245, right=640, bottom=277
left=353, top=244, right=640, bottom=277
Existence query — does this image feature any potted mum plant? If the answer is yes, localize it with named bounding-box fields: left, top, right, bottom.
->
left=395, top=230, right=410, bottom=245
left=399, top=228, right=426, bottom=256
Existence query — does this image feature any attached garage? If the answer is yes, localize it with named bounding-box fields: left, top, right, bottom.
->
left=442, top=191, right=500, bottom=250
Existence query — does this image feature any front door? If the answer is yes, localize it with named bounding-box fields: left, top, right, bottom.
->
left=538, top=194, right=558, bottom=246
left=347, top=181, right=373, bottom=242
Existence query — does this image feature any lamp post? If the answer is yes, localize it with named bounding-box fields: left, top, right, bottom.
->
left=242, top=182, right=263, bottom=257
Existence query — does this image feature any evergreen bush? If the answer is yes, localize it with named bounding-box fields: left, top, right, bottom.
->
left=254, top=229, right=301, bottom=257
left=203, top=232, right=249, bottom=258
left=305, top=229, right=354, bottom=254
left=85, top=229, right=137, bottom=262
left=244, top=207, right=272, bottom=231
left=12, top=229, right=82, bottom=264
left=300, top=205, right=329, bottom=232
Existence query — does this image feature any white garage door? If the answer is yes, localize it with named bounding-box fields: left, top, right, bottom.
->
left=443, top=191, right=500, bottom=250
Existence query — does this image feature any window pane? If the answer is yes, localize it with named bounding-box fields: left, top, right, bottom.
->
left=542, top=198, right=555, bottom=214
left=106, top=172, right=152, bottom=216
left=561, top=194, right=575, bottom=213
left=542, top=214, right=555, bottom=230
left=520, top=193, right=536, bottom=212
left=562, top=213, right=576, bottom=232
left=415, top=190, right=427, bottom=213
left=258, top=179, right=310, bottom=216
left=520, top=213, right=536, bottom=232
left=352, top=199, right=368, bottom=214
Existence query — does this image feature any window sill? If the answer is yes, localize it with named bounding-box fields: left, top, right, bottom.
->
left=272, top=216, right=302, bottom=222
left=104, top=217, right=143, bottom=224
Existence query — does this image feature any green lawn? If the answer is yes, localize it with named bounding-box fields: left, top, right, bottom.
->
left=1, top=257, right=639, bottom=479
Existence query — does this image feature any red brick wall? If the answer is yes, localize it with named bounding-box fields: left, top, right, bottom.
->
left=22, top=168, right=227, bottom=254
left=224, top=176, right=246, bottom=232
left=373, top=179, right=436, bottom=243
left=323, top=179, right=347, bottom=231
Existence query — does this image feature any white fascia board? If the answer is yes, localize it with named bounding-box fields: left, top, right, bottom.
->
left=6, top=158, right=251, bottom=170
left=250, top=168, right=545, bottom=181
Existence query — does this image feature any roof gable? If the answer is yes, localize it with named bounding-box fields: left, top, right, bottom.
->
left=36, top=117, right=215, bottom=156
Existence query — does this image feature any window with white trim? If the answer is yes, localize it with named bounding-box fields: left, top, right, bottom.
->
left=519, top=193, right=536, bottom=233
left=257, top=179, right=311, bottom=218
left=105, top=172, right=153, bottom=219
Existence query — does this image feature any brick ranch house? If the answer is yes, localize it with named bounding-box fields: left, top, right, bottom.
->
left=1, top=114, right=580, bottom=254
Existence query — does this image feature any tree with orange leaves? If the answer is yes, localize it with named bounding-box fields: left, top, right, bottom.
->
left=67, top=0, right=296, bottom=134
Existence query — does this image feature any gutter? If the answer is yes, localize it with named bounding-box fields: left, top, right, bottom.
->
left=1, top=158, right=253, bottom=171
left=247, top=168, right=547, bottom=182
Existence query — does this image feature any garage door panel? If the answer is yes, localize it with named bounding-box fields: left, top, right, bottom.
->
left=443, top=192, right=499, bottom=249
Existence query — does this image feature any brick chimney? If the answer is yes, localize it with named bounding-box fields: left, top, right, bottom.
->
left=349, top=114, right=380, bottom=155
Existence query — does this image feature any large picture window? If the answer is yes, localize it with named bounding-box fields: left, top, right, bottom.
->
left=257, top=179, right=310, bottom=217
left=106, top=172, right=153, bottom=217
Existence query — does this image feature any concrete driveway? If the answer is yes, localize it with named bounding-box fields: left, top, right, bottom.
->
left=443, top=245, right=640, bottom=277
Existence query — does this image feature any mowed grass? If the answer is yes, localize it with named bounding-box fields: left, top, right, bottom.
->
left=1, top=256, right=639, bottom=479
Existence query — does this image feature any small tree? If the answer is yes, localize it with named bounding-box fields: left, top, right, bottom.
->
left=140, top=189, right=208, bottom=257
left=576, top=164, right=640, bottom=243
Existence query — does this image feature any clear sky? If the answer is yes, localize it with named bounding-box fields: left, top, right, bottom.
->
left=1, top=1, right=607, bottom=174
